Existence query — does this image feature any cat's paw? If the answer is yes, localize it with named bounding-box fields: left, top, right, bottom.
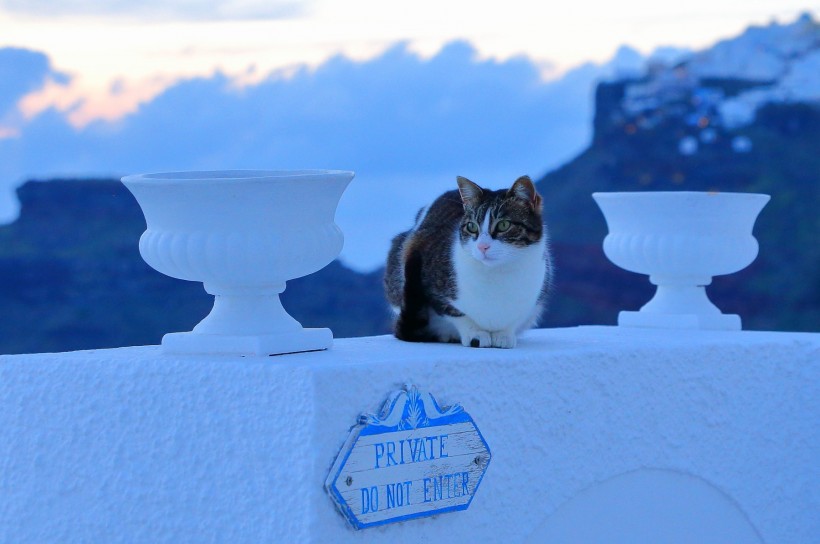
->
left=461, top=330, right=492, bottom=348
left=491, top=331, right=517, bottom=349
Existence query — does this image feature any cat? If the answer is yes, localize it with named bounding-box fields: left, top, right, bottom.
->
left=385, top=175, right=552, bottom=348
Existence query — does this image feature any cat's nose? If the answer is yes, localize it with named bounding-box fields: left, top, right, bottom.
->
left=477, top=241, right=490, bottom=254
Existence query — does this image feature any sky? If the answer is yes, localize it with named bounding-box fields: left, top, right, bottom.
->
left=0, top=1, right=816, bottom=270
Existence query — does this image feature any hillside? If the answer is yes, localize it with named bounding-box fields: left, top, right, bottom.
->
left=536, top=17, right=820, bottom=332
left=1, top=17, right=818, bottom=354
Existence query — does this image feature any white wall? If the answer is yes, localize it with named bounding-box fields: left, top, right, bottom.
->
left=1, top=326, right=818, bottom=543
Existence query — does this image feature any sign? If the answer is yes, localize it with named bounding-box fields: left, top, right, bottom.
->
left=325, top=385, right=492, bottom=530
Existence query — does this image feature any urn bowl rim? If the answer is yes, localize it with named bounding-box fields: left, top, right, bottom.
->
left=592, top=190, right=770, bottom=202
left=122, top=169, right=354, bottom=185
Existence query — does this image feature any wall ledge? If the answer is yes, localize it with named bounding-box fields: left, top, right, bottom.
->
left=1, top=326, right=818, bottom=543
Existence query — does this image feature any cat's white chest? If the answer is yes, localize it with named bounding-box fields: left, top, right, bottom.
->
left=452, top=237, right=546, bottom=332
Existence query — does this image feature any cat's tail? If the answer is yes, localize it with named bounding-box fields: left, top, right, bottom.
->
left=395, top=249, right=437, bottom=343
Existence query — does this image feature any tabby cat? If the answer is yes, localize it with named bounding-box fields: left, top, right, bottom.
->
left=385, top=175, right=552, bottom=348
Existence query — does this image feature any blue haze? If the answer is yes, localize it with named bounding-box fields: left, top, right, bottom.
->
left=0, top=41, right=610, bottom=270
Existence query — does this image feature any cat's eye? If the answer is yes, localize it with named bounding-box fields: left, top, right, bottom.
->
left=495, top=219, right=512, bottom=233
left=464, top=221, right=479, bottom=234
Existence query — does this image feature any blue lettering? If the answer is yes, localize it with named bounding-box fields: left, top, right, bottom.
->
left=361, top=487, right=371, bottom=514
left=409, top=438, right=421, bottom=462
left=374, top=435, right=452, bottom=469
left=374, top=443, right=385, bottom=469
left=386, top=481, right=412, bottom=509
left=433, top=475, right=443, bottom=501
left=395, top=482, right=404, bottom=506
left=386, top=441, right=397, bottom=467
left=370, top=486, right=378, bottom=512
left=385, top=480, right=410, bottom=508
left=386, top=482, right=396, bottom=509
left=420, top=472, right=473, bottom=503
left=426, top=436, right=436, bottom=457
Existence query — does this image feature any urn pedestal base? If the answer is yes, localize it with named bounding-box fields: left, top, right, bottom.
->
left=162, top=328, right=333, bottom=356
left=618, top=281, right=742, bottom=330
left=618, top=310, right=741, bottom=331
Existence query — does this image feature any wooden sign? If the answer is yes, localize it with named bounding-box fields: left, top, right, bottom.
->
left=325, top=385, right=492, bottom=530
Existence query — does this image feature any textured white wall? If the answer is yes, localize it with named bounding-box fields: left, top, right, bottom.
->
left=1, top=327, right=817, bottom=543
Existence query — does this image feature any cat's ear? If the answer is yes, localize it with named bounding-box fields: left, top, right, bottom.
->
left=457, top=176, right=483, bottom=208
left=508, top=175, right=542, bottom=210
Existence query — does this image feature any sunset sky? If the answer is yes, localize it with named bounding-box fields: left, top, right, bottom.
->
left=0, top=1, right=816, bottom=269
left=2, top=1, right=813, bottom=125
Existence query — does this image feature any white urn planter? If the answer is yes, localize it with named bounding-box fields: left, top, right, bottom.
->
left=592, top=191, right=769, bottom=330
left=122, top=170, right=354, bottom=356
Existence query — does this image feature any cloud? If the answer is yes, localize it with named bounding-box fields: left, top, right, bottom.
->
left=0, top=47, right=68, bottom=119
left=48, top=41, right=593, bottom=176
left=0, top=47, right=70, bottom=221
left=0, top=40, right=609, bottom=269
left=0, top=0, right=304, bottom=20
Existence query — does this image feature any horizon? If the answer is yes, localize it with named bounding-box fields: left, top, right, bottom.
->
left=0, top=4, right=818, bottom=270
